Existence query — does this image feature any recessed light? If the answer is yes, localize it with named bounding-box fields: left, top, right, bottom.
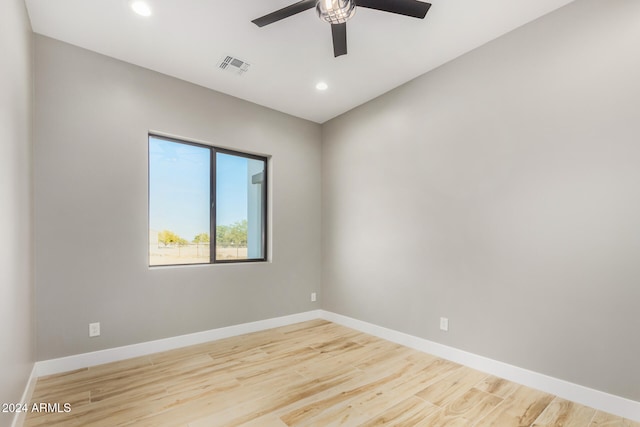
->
left=316, top=82, right=328, bottom=91
left=131, top=1, right=152, bottom=17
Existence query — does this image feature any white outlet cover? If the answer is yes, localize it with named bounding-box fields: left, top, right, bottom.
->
left=440, top=317, right=449, bottom=332
left=89, top=322, right=100, bottom=337
left=311, top=292, right=317, bottom=302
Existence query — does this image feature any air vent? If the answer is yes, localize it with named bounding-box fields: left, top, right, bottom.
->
left=218, top=55, right=250, bottom=76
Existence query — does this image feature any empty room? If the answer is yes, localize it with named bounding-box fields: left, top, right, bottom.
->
left=2, top=0, right=639, bottom=426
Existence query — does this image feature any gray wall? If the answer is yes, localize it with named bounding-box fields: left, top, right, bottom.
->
left=34, top=36, right=322, bottom=360
left=322, top=0, right=640, bottom=401
left=0, top=0, right=35, bottom=425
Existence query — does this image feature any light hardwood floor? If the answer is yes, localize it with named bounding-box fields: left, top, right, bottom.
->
left=25, top=320, right=639, bottom=426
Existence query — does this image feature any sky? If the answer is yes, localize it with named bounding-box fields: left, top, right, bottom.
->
left=148, top=136, right=254, bottom=241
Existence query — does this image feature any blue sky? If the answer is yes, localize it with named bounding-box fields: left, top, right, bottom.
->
left=216, top=152, right=251, bottom=226
left=149, top=137, right=250, bottom=241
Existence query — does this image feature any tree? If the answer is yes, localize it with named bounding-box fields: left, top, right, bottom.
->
left=229, top=220, right=248, bottom=247
left=216, top=220, right=248, bottom=247
left=216, top=225, right=229, bottom=246
left=193, top=232, right=210, bottom=258
left=193, top=233, right=210, bottom=244
left=176, top=236, right=188, bottom=256
left=158, top=229, right=181, bottom=247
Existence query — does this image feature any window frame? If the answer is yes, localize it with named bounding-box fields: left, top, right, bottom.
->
left=148, top=134, right=268, bottom=266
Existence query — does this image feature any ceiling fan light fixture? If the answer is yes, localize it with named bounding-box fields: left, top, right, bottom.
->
left=316, top=0, right=356, bottom=24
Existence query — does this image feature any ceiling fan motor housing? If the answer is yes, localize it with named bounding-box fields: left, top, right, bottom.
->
left=316, top=0, right=357, bottom=24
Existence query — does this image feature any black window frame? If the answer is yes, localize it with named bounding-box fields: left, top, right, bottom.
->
left=148, top=134, right=268, bottom=266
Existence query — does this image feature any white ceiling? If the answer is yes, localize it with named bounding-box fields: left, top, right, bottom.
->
left=25, top=0, right=576, bottom=123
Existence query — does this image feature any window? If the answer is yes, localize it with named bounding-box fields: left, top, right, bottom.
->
left=149, top=135, right=267, bottom=266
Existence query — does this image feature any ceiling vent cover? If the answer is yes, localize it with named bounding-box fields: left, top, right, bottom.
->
left=218, top=55, right=250, bottom=75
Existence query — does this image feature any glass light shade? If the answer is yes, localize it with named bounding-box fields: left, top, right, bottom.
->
left=316, top=0, right=356, bottom=24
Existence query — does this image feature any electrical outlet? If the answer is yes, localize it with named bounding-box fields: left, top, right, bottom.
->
left=311, top=292, right=317, bottom=302
left=89, top=322, right=100, bottom=337
left=439, top=317, right=449, bottom=332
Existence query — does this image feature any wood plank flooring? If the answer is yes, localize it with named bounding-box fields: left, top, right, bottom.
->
left=24, top=320, right=639, bottom=426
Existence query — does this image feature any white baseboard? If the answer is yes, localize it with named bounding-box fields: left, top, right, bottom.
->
left=31, top=309, right=640, bottom=422
left=36, top=310, right=321, bottom=377
left=11, top=364, right=38, bottom=427
left=319, top=310, right=640, bottom=422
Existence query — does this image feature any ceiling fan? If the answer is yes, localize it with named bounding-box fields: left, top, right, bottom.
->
left=252, top=0, right=432, bottom=57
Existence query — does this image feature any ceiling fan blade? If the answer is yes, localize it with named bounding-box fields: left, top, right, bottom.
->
left=355, top=0, right=431, bottom=19
left=331, top=23, right=347, bottom=57
left=252, top=0, right=317, bottom=27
